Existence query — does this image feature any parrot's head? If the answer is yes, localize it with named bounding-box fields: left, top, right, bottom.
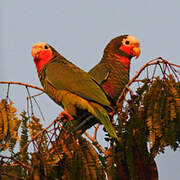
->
left=104, top=35, right=140, bottom=59
left=103, top=35, right=140, bottom=70
left=31, top=42, right=58, bottom=76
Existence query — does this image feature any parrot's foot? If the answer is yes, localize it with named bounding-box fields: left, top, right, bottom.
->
left=59, top=111, right=74, bottom=122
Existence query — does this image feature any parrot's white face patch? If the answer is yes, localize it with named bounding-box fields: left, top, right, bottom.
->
left=32, top=42, right=49, bottom=57
left=122, top=35, right=140, bottom=47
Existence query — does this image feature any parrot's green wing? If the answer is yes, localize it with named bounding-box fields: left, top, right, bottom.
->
left=41, top=57, right=118, bottom=139
left=43, top=57, right=110, bottom=107
left=89, top=62, right=110, bottom=86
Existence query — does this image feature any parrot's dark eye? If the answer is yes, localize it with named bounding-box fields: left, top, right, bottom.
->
left=125, top=40, right=130, bottom=45
left=44, top=45, right=49, bottom=49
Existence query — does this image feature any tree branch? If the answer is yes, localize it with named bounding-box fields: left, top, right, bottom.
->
left=0, top=172, right=24, bottom=180
left=84, top=131, right=107, bottom=155
left=0, top=155, right=31, bottom=169
left=0, top=81, right=44, bottom=92
left=116, top=57, right=180, bottom=106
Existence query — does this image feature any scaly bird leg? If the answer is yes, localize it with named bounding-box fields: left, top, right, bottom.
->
left=58, top=111, right=75, bottom=139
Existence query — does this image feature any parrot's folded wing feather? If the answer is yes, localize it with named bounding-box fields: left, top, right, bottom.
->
left=89, top=62, right=110, bottom=85
left=43, top=58, right=110, bottom=107
left=43, top=58, right=118, bottom=139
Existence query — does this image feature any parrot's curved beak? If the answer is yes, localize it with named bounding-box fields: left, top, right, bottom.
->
left=32, top=47, right=38, bottom=58
left=125, top=35, right=141, bottom=59
left=31, top=42, right=45, bottom=58
left=133, top=46, right=140, bottom=59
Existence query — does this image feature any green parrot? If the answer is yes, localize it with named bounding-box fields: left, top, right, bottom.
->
left=75, top=35, right=140, bottom=134
left=89, top=35, right=140, bottom=104
left=31, top=42, right=118, bottom=139
left=88, top=35, right=141, bottom=177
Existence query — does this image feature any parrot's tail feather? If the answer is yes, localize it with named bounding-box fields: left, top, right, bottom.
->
left=58, top=101, right=118, bottom=140
left=90, top=102, right=118, bottom=140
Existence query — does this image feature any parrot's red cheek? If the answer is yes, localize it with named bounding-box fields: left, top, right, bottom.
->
left=119, top=45, right=133, bottom=56
left=39, top=50, right=53, bottom=61
left=34, top=50, right=53, bottom=76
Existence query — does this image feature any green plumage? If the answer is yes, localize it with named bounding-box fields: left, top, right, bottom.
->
left=88, top=35, right=140, bottom=104
left=40, top=49, right=118, bottom=139
left=88, top=35, right=138, bottom=105
left=89, top=58, right=129, bottom=104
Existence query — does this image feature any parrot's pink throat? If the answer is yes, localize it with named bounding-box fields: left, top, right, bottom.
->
left=34, top=50, right=53, bottom=76
left=114, top=54, right=130, bottom=71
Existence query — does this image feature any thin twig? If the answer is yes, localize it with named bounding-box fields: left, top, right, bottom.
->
left=27, top=92, right=44, bottom=99
left=22, top=117, right=60, bottom=151
left=1, top=163, right=20, bottom=167
left=160, top=59, right=180, bottom=67
left=6, top=84, right=10, bottom=99
left=32, top=96, right=45, bottom=121
left=157, top=63, right=165, bottom=77
left=0, top=81, right=44, bottom=92
left=26, top=96, right=30, bottom=118
left=84, top=132, right=107, bottom=155
left=166, top=64, right=172, bottom=75
left=1, top=172, right=24, bottom=180
left=146, top=66, right=149, bottom=79
left=169, top=65, right=179, bottom=81
left=152, top=63, right=158, bottom=80
left=0, top=155, right=31, bottom=169
left=26, top=86, right=34, bottom=116
left=93, top=123, right=100, bottom=141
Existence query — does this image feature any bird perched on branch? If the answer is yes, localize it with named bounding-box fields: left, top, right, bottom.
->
left=89, top=35, right=140, bottom=104
left=89, top=35, right=142, bottom=178
left=31, top=42, right=118, bottom=139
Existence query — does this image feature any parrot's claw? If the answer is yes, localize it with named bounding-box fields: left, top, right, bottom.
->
left=59, top=111, right=74, bottom=122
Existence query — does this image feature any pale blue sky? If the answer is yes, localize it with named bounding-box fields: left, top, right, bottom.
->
left=1, top=0, right=180, bottom=179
